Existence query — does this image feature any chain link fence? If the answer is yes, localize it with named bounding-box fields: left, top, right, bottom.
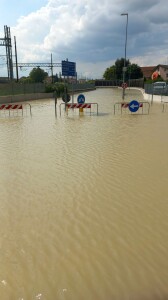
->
left=95, top=78, right=144, bottom=88
left=144, top=83, right=168, bottom=96
left=0, top=82, right=45, bottom=96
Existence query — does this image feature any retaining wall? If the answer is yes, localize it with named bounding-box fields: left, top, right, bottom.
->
left=0, top=93, right=54, bottom=104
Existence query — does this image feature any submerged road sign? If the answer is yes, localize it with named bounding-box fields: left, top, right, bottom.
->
left=129, top=100, right=140, bottom=112
left=77, top=94, right=85, bottom=104
left=114, top=101, right=150, bottom=115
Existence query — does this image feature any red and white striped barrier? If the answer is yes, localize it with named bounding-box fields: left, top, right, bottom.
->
left=0, top=103, right=32, bottom=117
left=114, top=101, right=150, bottom=115
left=59, top=102, right=98, bottom=116
left=0, top=104, right=23, bottom=110
left=66, top=103, right=91, bottom=109
left=121, top=103, right=143, bottom=108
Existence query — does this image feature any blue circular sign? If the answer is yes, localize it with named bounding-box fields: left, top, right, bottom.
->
left=77, top=94, right=85, bottom=104
left=129, top=100, right=140, bottom=112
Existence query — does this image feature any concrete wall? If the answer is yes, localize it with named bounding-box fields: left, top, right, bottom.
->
left=0, top=93, right=54, bottom=104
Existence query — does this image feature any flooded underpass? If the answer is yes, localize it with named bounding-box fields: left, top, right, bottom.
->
left=0, top=88, right=168, bottom=300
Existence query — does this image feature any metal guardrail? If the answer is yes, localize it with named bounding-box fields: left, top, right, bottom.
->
left=162, top=101, right=168, bottom=112
left=68, top=83, right=95, bottom=91
left=59, top=102, right=98, bottom=116
left=144, top=83, right=168, bottom=96
left=114, top=101, right=150, bottom=115
left=0, top=102, right=32, bottom=117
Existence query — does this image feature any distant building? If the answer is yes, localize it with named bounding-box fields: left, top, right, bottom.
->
left=140, top=66, right=156, bottom=80
left=154, top=64, right=168, bottom=81
left=141, top=65, right=168, bottom=81
left=78, top=78, right=87, bottom=83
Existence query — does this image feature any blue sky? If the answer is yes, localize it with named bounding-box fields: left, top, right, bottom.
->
left=0, top=0, right=47, bottom=27
left=0, top=0, right=168, bottom=79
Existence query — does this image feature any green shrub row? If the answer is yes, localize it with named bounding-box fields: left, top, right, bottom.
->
left=45, top=83, right=67, bottom=97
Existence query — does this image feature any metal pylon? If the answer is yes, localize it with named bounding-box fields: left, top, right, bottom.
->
left=0, top=25, right=13, bottom=80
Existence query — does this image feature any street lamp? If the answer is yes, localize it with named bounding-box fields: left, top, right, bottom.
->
left=121, top=13, right=128, bottom=100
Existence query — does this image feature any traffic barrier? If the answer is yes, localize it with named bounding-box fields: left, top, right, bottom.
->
left=162, top=101, right=168, bottom=112
left=114, top=101, right=150, bottom=115
left=0, top=102, right=32, bottom=117
left=121, top=102, right=143, bottom=108
left=0, top=104, right=23, bottom=110
left=66, top=103, right=91, bottom=109
left=59, top=102, right=98, bottom=116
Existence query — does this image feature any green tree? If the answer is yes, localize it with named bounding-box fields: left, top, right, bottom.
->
left=54, top=73, right=59, bottom=83
left=115, top=58, right=130, bottom=80
left=127, top=63, right=143, bottom=80
left=19, top=76, right=33, bottom=83
left=103, top=58, right=143, bottom=80
left=29, top=67, right=48, bottom=83
left=103, top=66, right=116, bottom=80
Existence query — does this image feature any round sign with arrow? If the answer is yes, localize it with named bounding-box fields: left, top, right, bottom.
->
left=129, top=100, right=140, bottom=112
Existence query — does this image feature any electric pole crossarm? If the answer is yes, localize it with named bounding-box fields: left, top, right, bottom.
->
left=13, top=63, right=62, bottom=68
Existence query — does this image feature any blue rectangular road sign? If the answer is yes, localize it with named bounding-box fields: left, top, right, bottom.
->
left=62, top=60, right=76, bottom=77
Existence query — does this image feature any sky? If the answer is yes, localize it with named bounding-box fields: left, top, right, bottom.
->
left=0, top=0, right=168, bottom=79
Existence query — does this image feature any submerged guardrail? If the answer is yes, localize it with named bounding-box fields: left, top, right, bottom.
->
left=114, top=101, right=150, bottom=115
left=0, top=102, right=32, bottom=117
left=162, top=101, right=168, bottom=112
left=59, top=102, right=98, bottom=116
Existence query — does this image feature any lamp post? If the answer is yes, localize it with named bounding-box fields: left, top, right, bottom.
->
left=128, top=63, right=131, bottom=89
left=121, top=13, right=128, bottom=100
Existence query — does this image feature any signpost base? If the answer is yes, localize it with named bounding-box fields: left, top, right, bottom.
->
left=79, top=108, right=83, bottom=113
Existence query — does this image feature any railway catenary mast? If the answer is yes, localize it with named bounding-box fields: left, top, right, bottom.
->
left=0, top=25, right=62, bottom=81
left=0, top=25, right=13, bottom=80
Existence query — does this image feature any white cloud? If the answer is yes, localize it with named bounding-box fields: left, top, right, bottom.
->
left=1, top=0, right=168, bottom=78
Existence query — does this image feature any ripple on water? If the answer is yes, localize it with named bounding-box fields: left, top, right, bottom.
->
left=1, top=89, right=168, bottom=299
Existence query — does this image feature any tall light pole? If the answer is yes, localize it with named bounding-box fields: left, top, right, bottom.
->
left=121, top=13, right=128, bottom=100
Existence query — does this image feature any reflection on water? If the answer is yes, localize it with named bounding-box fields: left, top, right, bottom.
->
left=0, top=88, right=168, bottom=300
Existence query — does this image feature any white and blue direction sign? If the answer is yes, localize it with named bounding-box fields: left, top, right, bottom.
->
left=62, top=60, right=76, bottom=77
left=129, top=100, right=140, bottom=112
left=77, top=94, right=85, bottom=104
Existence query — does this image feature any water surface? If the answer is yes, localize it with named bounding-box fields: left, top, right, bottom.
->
left=0, top=88, right=168, bottom=300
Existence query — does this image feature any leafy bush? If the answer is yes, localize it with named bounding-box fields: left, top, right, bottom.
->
left=45, top=83, right=67, bottom=97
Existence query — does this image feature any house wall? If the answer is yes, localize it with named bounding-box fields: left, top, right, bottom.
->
left=158, top=66, right=168, bottom=81
left=154, top=66, right=168, bottom=81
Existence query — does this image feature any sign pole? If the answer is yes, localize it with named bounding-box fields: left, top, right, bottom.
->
left=55, top=94, right=57, bottom=118
left=61, top=59, right=76, bottom=107
left=72, top=83, right=74, bottom=104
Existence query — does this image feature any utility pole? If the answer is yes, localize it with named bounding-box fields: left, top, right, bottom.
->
left=121, top=13, right=128, bottom=100
left=14, top=36, right=19, bottom=81
left=4, top=25, right=13, bottom=80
